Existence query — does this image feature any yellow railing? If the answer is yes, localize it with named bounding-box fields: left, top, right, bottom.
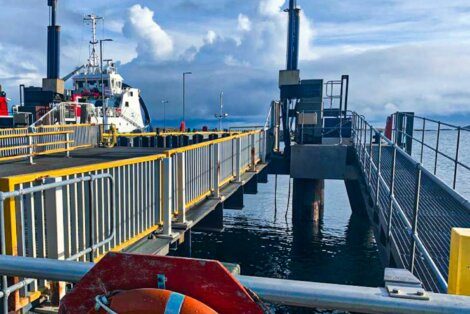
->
left=0, top=128, right=266, bottom=311
left=0, top=124, right=99, bottom=163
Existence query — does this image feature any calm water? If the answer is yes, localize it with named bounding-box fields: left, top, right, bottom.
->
left=172, top=177, right=384, bottom=313
left=171, top=130, right=469, bottom=312
left=411, top=130, right=470, bottom=198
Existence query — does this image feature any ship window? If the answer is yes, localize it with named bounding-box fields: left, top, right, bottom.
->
left=77, top=81, right=84, bottom=88
left=130, top=91, right=134, bottom=97
left=125, top=101, right=129, bottom=107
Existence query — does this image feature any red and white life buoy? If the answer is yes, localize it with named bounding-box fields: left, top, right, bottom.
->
left=91, top=288, right=217, bottom=314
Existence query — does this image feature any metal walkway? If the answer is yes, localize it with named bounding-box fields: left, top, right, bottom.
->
left=353, top=113, right=470, bottom=292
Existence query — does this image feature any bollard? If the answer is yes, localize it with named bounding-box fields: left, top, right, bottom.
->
left=180, top=135, right=189, bottom=147
left=156, top=136, right=165, bottom=148
left=448, top=228, right=470, bottom=296
left=192, top=134, right=203, bottom=144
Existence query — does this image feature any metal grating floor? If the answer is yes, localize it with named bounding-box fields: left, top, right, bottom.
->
left=362, top=145, right=470, bottom=292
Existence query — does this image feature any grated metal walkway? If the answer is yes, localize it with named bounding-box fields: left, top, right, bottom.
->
left=365, top=145, right=470, bottom=292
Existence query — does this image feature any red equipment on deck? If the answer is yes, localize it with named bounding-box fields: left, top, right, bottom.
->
left=59, top=253, right=264, bottom=314
left=385, top=115, right=393, bottom=140
left=0, top=91, right=8, bottom=116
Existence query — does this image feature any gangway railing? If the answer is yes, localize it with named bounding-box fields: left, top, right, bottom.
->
left=0, top=129, right=267, bottom=312
left=391, top=112, right=470, bottom=196
left=0, top=124, right=99, bottom=163
left=351, top=112, right=470, bottom=293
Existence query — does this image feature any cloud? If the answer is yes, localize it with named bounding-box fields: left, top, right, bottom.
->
left=2, top=0, right=470, bottom=127
left=237, top=14, right=252, bottom=32
left=204, top=30, right=217, bottom=45
left=259, top=0, right=286, bottom=17
left=123, top=4, right=174, bottom=61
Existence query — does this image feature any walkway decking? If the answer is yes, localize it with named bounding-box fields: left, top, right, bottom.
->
left=369, top=145, right=470, bottom=292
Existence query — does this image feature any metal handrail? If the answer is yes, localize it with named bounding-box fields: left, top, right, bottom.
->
left=0, top=174, right=115, bottom=313
left=351, top=112, right=449, bottom=292
left=392, top=112, right=469, bottom=190
left=0, top=256, right=469, bottom=313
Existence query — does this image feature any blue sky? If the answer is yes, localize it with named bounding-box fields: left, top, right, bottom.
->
left=1, top=0, right=470, bottom=127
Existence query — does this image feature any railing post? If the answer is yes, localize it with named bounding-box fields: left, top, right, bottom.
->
left=434, top=122, right=441, bottom=175
left=420, top=119, right=425, bottom=164
left=65, top=133, right=70, bottom=158
left=235, top=137, right=241, bottom=182
left=409, top=165, right=422, bottom=274
left=387, top=146, right=397, bottom=242
left=160, top=157, right=177, bottom=239
left=375, top=133, right=382, bottom=206
left=260, top=131, right=266, bottom=163
left=176, top=153, right=187, bottom=225
left=368, top=127, right=373, bottom=185
left=212, top=143, right=220, bottom=198
left=28, top=135, right=34, bottom=164
left=453, top=127, right=461, bottom=189
left=44, top=177, right=66, bottom=305
left=250, top=133, right=256, bottom=171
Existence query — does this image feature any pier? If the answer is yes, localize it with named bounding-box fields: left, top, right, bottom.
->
left=0, top=113, right=469, bottom=312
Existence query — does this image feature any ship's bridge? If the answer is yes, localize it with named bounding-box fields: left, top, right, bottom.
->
left=73, top=65, right=123, bottom=96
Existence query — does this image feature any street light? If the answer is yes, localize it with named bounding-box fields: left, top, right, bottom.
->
left=161, top=100, right=168, bottom=130
left=182, top=72, right=192, bottom=123
left=100, top=38, right=113, bottom=130
left=214, top=91, right=229, bottom=130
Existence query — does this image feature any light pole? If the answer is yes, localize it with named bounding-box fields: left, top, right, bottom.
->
left=161, top=100, right=168, bottom=130
left=100, top=38, right=113, bottom=130
left=182, top=72, right=192, bottom=123
left=214, top=91, right=229, bottom=130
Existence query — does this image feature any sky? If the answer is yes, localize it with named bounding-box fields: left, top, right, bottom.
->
left=1, top=0, right=470, bottom=127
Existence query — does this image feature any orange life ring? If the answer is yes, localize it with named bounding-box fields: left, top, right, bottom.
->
left=91, top=288, right=217, bottom=314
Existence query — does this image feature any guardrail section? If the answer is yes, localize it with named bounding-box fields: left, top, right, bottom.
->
left=0, top=125, right=99, bottom=163
left=0, top=129, right=267, bottom=311
left=352, top=113, right=470, bottom=293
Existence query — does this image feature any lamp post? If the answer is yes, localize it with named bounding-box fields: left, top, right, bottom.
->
left=182, top=72, right=192, bottom=123
left=214, top=91, right=229, bottom=130
left=161, top=100, right=168, bottom=130
left=100, top=38, right=113, bottom=130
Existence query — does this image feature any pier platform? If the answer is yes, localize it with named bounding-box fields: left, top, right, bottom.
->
left=0, top=147, right=166, bottom=178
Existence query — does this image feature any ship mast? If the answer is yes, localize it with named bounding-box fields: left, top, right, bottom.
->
left=83, top=14, right=103, bottom=73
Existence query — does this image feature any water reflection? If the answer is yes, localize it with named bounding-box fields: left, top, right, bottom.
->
left=171, top=178, right=384, bottom=312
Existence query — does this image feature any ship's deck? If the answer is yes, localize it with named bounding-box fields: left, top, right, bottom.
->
left=0, top=147, right=166, bottom=178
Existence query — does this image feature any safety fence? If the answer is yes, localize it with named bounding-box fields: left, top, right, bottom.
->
left=351, top=112, right=470, bottom=293
left=391, top=112, right=470, bottom=197
left=0, top=129, right=266, bottom=312
left=0, top=125, right=99, bottom=163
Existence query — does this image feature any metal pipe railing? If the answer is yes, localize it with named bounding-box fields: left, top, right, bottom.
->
left=392, top=112, right=470, bottom=192
left=0, top=255, right=468, bottom=314
left=0, top=174, right=115, bottom=313
left=351, top=113, right=450, bottom=292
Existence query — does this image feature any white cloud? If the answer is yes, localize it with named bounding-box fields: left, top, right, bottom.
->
left=259, top=0, right=285, bottom=17
left=124, top=4, right=174, bottom=61
left=204, top=30, right=217, bottom=45
left=237, top=14, right=252, bottom=32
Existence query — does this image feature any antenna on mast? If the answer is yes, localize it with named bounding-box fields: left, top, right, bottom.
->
left=83, top=14, right=103, bottom=71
